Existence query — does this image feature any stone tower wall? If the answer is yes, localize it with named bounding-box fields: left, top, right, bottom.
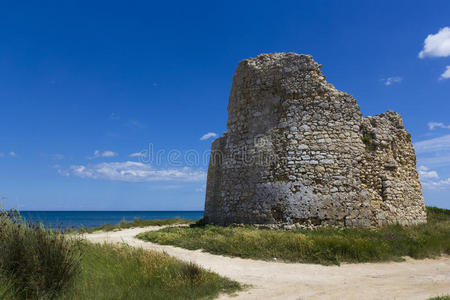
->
left=204, top=53, right=427, bottom=227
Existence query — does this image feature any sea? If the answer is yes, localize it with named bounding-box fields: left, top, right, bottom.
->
left=19, top=211, right=204, bottom=230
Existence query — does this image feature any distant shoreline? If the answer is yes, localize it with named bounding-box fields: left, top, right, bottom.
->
left=19, top=211, right=204, bottom=229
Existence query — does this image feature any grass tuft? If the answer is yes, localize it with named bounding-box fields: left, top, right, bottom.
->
left=137, top=206, right=450, bottom=265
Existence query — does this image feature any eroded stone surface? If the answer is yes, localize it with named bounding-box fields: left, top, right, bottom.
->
left=204, top=53, right=426, bottom=227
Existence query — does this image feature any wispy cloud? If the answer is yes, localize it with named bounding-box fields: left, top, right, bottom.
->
left=428, top=122, right=450, bottom=130
left=418, top=165, right=439, bottom=180
left=440, top=66, right=450, bottom=80
left=126, top=120, right=147, bottom=129
left=418, top=27, right=450, bottom=58
left=418, top=155, right=450, bottom=168
left=52, top=164, right=70, bottom=176
left=415, top=135, right=450, bottom=168
left=51, top=154, right=65, bottom=160
left=88, top=150, right=118, bottom=159
left=382, top=76, right=402, bottom=86
left=109, top=113, right=120, bottom=120
left=0, top=152, right=18, bottom=158
left=129, top=152, right=146, bottom=158
left=200, top=132, right=217, bottom=141
left=60, top=161, right=206, bottom=182
left=418, top=166, right=450, bottom=190
left=423, top=178, right=450, bottom=189
left=418, top=166, right=450, bottom=189
left=415, top=134, right=450, bottom=154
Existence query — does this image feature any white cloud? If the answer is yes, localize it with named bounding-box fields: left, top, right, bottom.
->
left=422, top=178, right=450, bottom=189
left=418, top=27, right=450, bottom=58
left=415, top=134, right=450, bottom=154
left=89, top=150, right=118, bottom=159
left=129, top=152, right=146, bottom=158
left=200, top=132, right=217, bottom=141
left=440, top=66, right=450, bottom=80
left=382, top=77, right=402, bottom=86
left=63, top=161, right=206, bottom=182
left=418, top=165, right=439, bottom=180
left=102, top=151, right=117, bottom=157
left=9, top=152, right=17, bottom=158
left=428, top=122, right=450, bottom=130
left=416, top=133, right=450, bottom=190
left=417, top=165, right=450, bottom=190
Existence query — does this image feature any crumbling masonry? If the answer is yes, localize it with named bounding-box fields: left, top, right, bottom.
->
left=204, top=53, right=427, bottom=227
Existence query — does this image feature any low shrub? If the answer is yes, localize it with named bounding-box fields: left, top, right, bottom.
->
left=0, top=209, right=82, bottom=299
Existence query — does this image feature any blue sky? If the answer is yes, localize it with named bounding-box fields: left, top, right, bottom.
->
left=0, top=0, right=449, bottom=210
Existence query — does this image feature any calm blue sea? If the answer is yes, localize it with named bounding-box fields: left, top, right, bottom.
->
left=20, top=211, right=204, bottom=229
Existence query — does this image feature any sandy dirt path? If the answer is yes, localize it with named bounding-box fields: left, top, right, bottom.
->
left=84, top=226, right=450, bottom=300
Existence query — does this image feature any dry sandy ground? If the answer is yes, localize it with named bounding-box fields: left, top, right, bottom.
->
left=84, top=226, right=450, bottom=300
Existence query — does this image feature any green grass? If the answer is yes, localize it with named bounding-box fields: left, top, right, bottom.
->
left=137, top=206, right=450, bottom=265
left=73, top=217, right=195, bottom=234
left=428, top=296, right=450, bottom=300
left=62, top=242, right=240, bottom=300
left=0, top=241, right=241, bottom=300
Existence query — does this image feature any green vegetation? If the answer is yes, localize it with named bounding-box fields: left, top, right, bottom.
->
left=361, top=135, right=376, bottom=151
left=0, top=209, right=82, bottom=299
left=62, top=242, right=240, bottom=300
left=428, top=296, right=450, bottom=300
left=0, top=210, right=240, bottom=299
left=138, top=206, right=450, bottom=265
left=74, top=217, right=195, bottom=233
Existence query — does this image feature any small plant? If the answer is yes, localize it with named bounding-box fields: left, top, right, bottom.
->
left=0, top=209, right=82, bottom=299
left=362, top=135, right=376, bottom=151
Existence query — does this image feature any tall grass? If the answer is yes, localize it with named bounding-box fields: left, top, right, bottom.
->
left=138, top=206, right=450, bottom=265
left=63, top=242, right=240, bottom=300
left=0, top=209, right=82, bottom=299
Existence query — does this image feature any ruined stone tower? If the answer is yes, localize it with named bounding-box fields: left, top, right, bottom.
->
left=204, top=53, right=427, bottom=227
